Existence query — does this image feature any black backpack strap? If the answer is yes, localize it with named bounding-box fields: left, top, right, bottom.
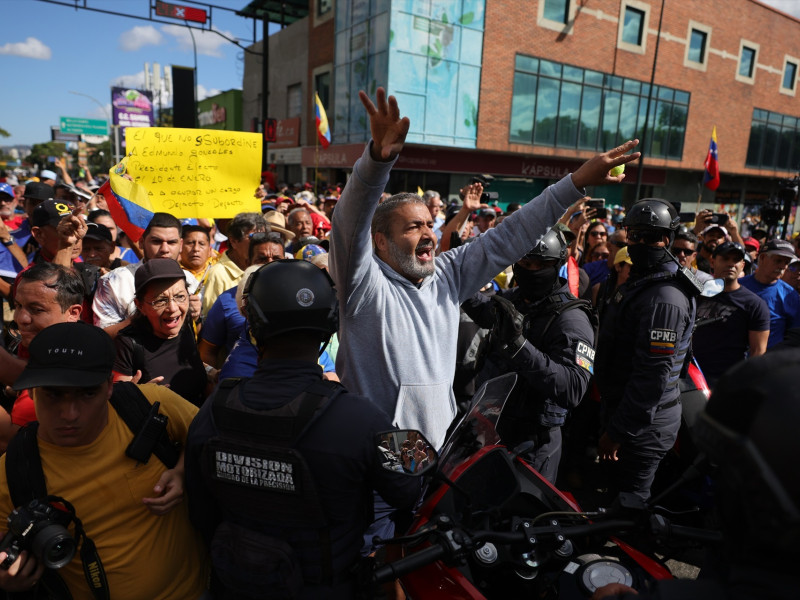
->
left=5, top=422, right=45, bottom=507
left=539, top=298, right=598, bottom=342
left=109, top=381, right=180, bottom=469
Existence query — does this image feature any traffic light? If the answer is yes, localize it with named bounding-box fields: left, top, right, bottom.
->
left=264, top=118, right=277, bottom=143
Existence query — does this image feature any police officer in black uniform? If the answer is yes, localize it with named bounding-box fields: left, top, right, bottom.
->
left=462, top=228, right=596, bottom=483
left=594, top=199, right=698, bottom=500
left=184, top=259, right=421, bottom=600
left=593, top=350, right=800, bottom=600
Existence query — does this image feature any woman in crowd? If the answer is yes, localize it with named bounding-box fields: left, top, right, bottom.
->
left=112, top=258, right=209, bottom=406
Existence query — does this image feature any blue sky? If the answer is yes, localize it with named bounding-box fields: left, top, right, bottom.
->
left=1, top=0, right=278, bottom=146
left=2, top=0, right=798, bottom=148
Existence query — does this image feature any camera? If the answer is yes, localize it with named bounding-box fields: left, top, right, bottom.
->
left=0, top=499, right=76, bottom=570
left=586, top=199, right=607, bottom=219
left=471, top=174, right=499, bottom=202
left=709, top=213, right=729, bottom=226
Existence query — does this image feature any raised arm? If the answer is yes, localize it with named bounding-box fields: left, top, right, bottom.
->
left=437, top=183, right=482, bottom=253
left=359, top=87, right=410, bottom=162
left=329, top=88, right=410, bottom=306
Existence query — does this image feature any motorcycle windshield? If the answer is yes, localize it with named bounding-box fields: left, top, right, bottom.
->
left=438, top=373, right=518, bottom=476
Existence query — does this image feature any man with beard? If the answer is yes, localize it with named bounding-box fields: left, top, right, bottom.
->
left=329, top=87, right=638, bottom=451
left=692, top=241, right=769, bottom=387
left=594, top=198, right=698, bottom=500
left=461, top=228, right=596, bottom=483
left=696, top=223, right=728, bottom=274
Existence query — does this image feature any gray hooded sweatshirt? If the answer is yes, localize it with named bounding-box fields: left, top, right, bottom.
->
left=329, top=144, right=584, bottom=449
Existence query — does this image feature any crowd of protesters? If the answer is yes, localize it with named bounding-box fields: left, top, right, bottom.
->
left=0, top=87, right=797, bottom=599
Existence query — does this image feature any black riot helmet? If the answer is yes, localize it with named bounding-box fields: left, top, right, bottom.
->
left=694, top=350, right=800, bottom=563
left=244, top=259, right=338, bottom=346
left=522, top=227, right=568, bottom=267
left=623, top=198, right=680, bottom=242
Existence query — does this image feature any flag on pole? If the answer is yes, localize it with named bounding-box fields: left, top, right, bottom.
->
left=98, top=161, right=155, bottom=242
left=703, top=127, right=720, bottom=191
left=315, top=92, right=331, bottom=149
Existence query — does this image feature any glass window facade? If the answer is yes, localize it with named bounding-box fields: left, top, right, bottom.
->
left=688, top=29, right=707, bottom=64
left=783, top=61, right=797, bottom=91
left=746, top=108, right=800, bottom=171
left=739, top=46, right=756, bottom=78
left=622, top=7, right=645, bottom=46
left=334, top=0, right=486, bottom=148
left=510, top=55, right=689, bottom=160
left=543, top=0, right=569, bottom=24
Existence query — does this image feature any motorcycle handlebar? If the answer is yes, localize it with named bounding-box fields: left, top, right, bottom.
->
left=372, top=545, right=445, bottom=584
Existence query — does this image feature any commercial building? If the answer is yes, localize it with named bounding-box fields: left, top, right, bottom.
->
left=243, top=0, right=800, bottom=223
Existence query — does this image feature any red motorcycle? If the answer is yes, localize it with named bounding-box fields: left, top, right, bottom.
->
left=374, top=374, right=718, bottom=599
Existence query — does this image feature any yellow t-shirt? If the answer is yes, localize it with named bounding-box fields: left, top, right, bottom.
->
left=0, top=385, right=208, bottom=600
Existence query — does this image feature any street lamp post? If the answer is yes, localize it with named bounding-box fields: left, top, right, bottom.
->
left=68, top=90, right=120, bottom=164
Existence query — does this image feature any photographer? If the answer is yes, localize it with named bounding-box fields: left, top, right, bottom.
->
left=0, top=323, right=208, bottom=598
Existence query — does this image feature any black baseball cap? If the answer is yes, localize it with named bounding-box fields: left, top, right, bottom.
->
left=760, top=238, right=796, bottom=259
left=712, top=241, right=746, bottom=260
left=13, top=323, right=115, bottom=390
left=31, top=199, right=73, bottom=228
left=84, top=222, right=113, bottom=244
left=134, top=258, right=185, bottom=296
left=23, top=182, right=55, bottom=203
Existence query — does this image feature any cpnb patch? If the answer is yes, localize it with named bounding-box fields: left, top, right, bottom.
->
left=575, top=341, right=595, bottom=374
left=214, top=450, right=299, bottom=493
left=649, top=328, right=677, bottom=355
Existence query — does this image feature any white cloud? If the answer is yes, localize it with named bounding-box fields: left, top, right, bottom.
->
left=119, top=25, right=164, bottom=52
left=197, top=84, right=222, bottom=101
left=86, top=103, right=113, bottom=121
left=761, top=0, right=800, bottom=19
left=161, top=24, right=232, bottom=58
left=0, top=37, right=51, bottom=60
left=111, top=71, right=147, bottom=89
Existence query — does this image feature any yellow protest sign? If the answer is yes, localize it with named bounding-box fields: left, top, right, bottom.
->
left=124, top=127, right=262, bottom=218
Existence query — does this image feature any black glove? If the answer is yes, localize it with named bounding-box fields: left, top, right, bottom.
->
left=491, top=295, right=526, bottom=359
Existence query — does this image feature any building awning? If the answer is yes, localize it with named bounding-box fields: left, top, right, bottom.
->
left=237, top=0, right=309, bottom=25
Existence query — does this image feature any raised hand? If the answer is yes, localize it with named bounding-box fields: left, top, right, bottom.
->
left=460, top=183, right=483, bottom=213
left=359, top=87, right=411, bottom=162
left=572, top=140, right=640, bottom=189
left=56, top=207, right=87, bottom=248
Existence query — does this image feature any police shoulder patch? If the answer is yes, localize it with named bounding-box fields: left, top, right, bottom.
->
left=575, top=341, right=595, bottom=374
left=649, top=328, right=677, bottom=354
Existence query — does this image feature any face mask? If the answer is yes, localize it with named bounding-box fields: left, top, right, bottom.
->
left=628, top=244, right=671, bottom=274
left=513, top=264, right=559, bottom=301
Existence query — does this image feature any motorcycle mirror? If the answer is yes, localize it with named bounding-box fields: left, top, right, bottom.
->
left=375, top=430, right=439, bottom=477
left=701, top=278, right=724, bottom=297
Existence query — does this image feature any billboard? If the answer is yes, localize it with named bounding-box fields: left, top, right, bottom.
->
left=111, top=87, right=155, bottom=148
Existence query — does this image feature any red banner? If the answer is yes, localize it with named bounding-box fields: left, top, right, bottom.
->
left=155, top=1, right=207, bottom=24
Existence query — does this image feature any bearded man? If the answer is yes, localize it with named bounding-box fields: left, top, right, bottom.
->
left=329, top=88, right=637, bottom=449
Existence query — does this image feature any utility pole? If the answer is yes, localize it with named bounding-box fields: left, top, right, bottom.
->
left=262, top=13, right=269, bottom=169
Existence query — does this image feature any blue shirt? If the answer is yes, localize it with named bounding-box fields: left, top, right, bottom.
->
left=219, top=326, right=336, bottom=380
left=740, top=275, right=800, bottom=348
left=200, top=288, right=244, bottom=352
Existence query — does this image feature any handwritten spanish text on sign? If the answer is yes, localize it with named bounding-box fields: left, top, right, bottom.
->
left=124, top=127, right=262, bottom=218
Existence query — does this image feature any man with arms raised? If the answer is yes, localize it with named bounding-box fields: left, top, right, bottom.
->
left=329, top=88, right=638, bottom=449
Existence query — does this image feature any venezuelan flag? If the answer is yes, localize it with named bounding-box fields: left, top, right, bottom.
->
left=315, top=92, right=331, bottom=149
left=99, top=160, right=155, bottom=242
left=703, top=126, right=720, bottom=191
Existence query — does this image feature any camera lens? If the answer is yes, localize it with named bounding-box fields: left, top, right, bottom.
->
left=31, top=525, right=76, bottom=569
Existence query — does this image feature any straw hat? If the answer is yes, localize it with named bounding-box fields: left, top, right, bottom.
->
left=264, top=211, right=295, bottom=240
